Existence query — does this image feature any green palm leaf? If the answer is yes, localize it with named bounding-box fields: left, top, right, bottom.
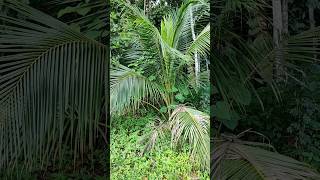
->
left=212, top=135, right=320, bottom=179
left=110, top=65, right=163, bottom=114
left=0, top=0, right=106, bottom=170
left=187, top=24, right=210, bottom=57
left=170, top=106, right=210, bottom=169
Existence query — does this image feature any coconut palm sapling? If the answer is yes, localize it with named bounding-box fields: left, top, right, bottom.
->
left=111, top=0, right=210, bottom=169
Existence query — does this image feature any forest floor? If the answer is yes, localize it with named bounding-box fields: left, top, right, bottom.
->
left=111, top=113, right=209, bottom=179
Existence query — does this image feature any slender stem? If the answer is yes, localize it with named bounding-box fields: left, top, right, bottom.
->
left=141, top=100, right=168, bottom=120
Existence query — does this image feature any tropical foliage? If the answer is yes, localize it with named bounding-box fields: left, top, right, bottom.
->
left=212, top=0, right=320, bottom=179
left=2, top=0, right=320, bottom=179
left=0, top=0, right=107, bottom=177
left=111, top=113, right=209, bottom=179
left=111, top=0, right=210, bottom=172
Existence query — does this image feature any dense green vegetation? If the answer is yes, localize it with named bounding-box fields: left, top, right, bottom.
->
left=111, top=113, right=209, bottom=179
left=0, top=0, right=210, bottom=178
left=2, top=0, right=320, bottom=179
left=110, top=0, right=210, bottom=178
left=212, top=0, right=320, bottom=179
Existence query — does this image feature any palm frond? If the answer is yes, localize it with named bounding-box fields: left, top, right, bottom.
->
left=124, top=3, right=165, bottom=71
left=248, top=27, right=320, bottom=85
left=114, top=1, right=210, bottom=171
left=139, top=117, right=168, bottom=155
left=123, top=2, right=196, bottom=89
left=110, top=65, right=163, bottom=114
left=0, top=0, right=106, bottom=170
left=175, top=0, right=209, bottom=53
left=187, top=24, right=210, bottom=57
left=212, top=135, right=320, bottom=179
left=170, top=105, right=210, bottom=170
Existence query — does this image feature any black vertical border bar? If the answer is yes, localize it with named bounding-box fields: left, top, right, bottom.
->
left=105, top=0, right=111, bottom=178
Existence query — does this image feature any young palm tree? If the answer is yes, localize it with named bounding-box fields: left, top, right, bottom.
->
left=111, top=0, right=210, bottom=169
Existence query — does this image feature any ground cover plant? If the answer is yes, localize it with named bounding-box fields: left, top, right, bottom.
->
left=111, top=113, right=209, bottom=179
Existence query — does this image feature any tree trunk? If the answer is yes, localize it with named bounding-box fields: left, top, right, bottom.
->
left=309, top=6, right=315, bottom=29
left=272, top=0, right=284, bottom=81
left=282, top=0, right=288, bottom=35
left=281, top=0, right=288, bottom=82
left=144, top=0, right=148, bottom=15
left=308, top=5, right=316, bottom=60
left=272, top=0, right=283, bottom=50
left=190, top=8, right=200, bottom=87
left=206, top=58, right=209, bottom=81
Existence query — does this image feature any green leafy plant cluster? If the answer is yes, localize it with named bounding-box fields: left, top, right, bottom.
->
left=111, top=114, right=209, bottom=179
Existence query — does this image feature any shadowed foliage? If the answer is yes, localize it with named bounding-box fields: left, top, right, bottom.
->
left=0, top=0, right=107, bottom=171
left=212, top=132, right=320, bottom=179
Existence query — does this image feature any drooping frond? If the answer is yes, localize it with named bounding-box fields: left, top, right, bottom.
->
left=110, top=65, right=163, bottom=114
left=0, top=0, right=106, bottom=170
left=139, top=117, right=169, bottom=154
left=125, top=3, right=162, bottom=57
left=212, top=135, right=320, bottom=179
left=283, top=27, right=320, bottom=63
left=170, top=106, right=210, bottom=170
left=212, top=26, right=320, bottom=111
left=248, top=27, right=320, bottom=85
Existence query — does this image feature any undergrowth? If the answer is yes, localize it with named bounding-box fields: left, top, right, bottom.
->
left=111, top=113, right=209, bottom=179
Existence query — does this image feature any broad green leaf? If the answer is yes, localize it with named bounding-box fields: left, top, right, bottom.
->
left=221, top=111, right=240, bottom=130
left=170, top=86, right=179, bottom=93
left=85, top=31, right=101, bottom=39
left=148, top=75, right=156, bottom=81
left=58, top=6, right=78, bottom=18
left=212, top=101, right=231, bottom=120
left=175, top=93, right=185, bottom=103
left=179, top=85, right=190, bottom=96
left=69, top=23, right=81, bottom=32
left=160, top=106, right=167, bottom=113
left=230, top=82, right=252, bottom=105
left=212, top=101, right=239, bottom=130
left=77, top=7, right=91, bottom=16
